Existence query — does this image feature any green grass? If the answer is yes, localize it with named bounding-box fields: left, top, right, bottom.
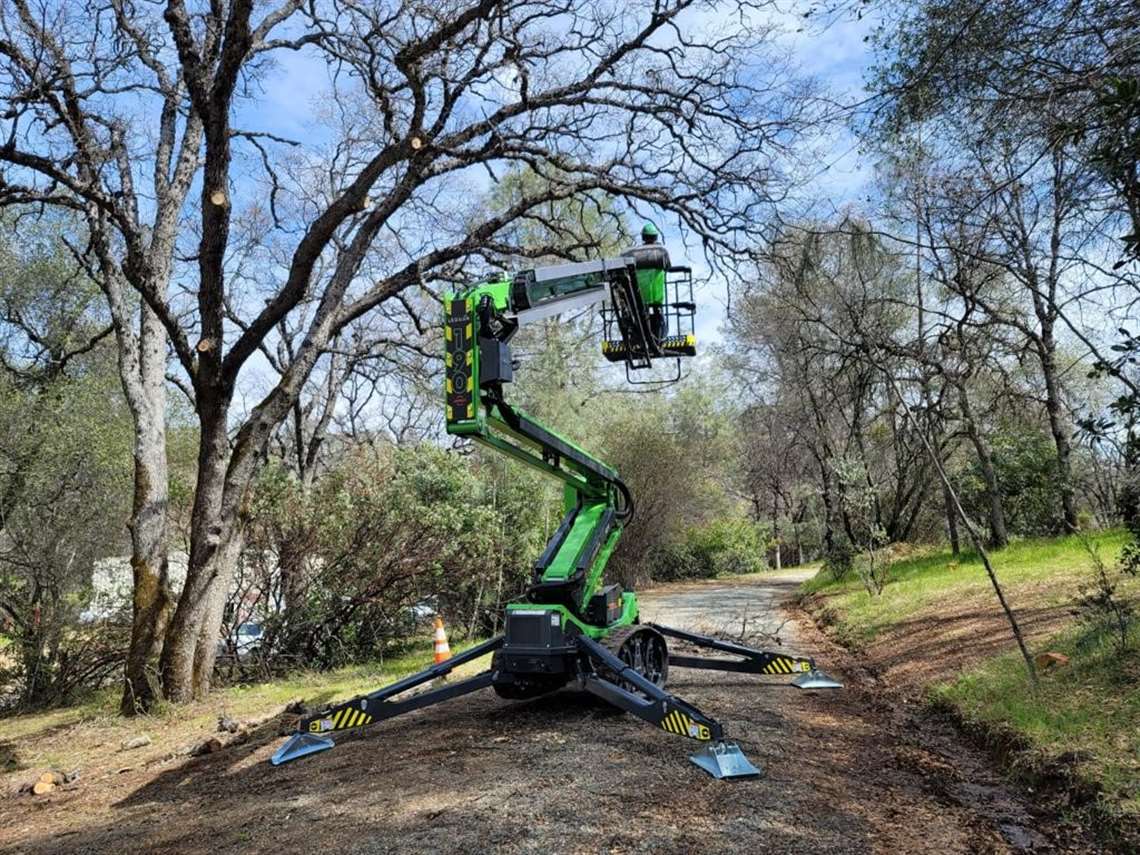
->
left=935, top=622, right=1140, bottom=818
left=802, top=530, right=1131, bottom=646
left=804, top=529, right=1139, bottom=825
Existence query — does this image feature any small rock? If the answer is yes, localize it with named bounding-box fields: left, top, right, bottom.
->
left=284, top=699, right=307, bottom=715
left=217, top=715, right=240, bottom=734
left=1035, top=651, right=1070, bottom=670
left=121, top=735, right=151, bottom=751
left=63, top=769, right=80, bottom=784
left=192, top=737, right=224, bottom=756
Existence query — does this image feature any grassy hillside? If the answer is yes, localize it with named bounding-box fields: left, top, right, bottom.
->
left=803, top=531, right=1140, bottom=827
left=803, top=531, right=1132, bottom=646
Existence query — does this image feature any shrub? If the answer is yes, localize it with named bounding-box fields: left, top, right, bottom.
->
left=958, top=427, right=1068, bottom=537
left=823, top=538, right=855, bottom=582
left=651, top=518, right=767, bottom=581
left=239, top=444, right=546, bottom=672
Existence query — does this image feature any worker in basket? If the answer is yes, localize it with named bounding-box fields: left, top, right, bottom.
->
left=621, top=222, right=670, bottom=340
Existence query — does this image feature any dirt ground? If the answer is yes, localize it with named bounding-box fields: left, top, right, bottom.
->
left=857, top=602, right=1073, bottom=690
left=0, top=572, right=1104, bottom=854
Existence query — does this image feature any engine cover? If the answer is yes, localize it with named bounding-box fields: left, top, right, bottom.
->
left=500, top=609, right=576, bottom=675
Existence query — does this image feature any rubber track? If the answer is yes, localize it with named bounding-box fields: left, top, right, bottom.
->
left=595, top=624, right=667, bottom=688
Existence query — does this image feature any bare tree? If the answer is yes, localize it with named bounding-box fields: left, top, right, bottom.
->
left=914, top=143, right=1114, bottom=531
left=868, top=0, right=1140, bottom=534
left=0, top=0, right=818, bottom=702
left=911, top=205, right=1017, bottom=548
left=733, top=221, right=1042, bottom=682
left=870, top=0, right=1140, bottom=261
left=739, top=399, right=819, bottom=569
left=0, top=0, right=215, bottom=711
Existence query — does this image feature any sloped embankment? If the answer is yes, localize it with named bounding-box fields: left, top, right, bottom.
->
left=800, top=532, right=1139, bottom=851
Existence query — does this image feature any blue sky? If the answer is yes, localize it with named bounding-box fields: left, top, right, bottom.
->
left=693, top=8, right=879, bottom=345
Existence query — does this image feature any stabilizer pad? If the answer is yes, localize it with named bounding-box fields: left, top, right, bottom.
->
left=271, top=732, right=335, bottom=766
left=791, top=668, right=844, bottom=690
left=689, top=741, right=763, bottom=779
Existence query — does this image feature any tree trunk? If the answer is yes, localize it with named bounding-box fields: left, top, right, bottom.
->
left=468, top=578, right=485, bottom=640
left=932, top=427, right=960, bottom=556
left=816, top=455, right=839, bottom=557
left=492, top=559, right=505, bottom=634
left=160, top=377, right=275, bottom=701
left=160, top=401, right=234, bottom=701
left=771, top=490, right=781, bottom=572
left=119, top=305, right=174, bottom=715
left=943, top=478, right=961, bottom=557
left=956, top=384, right=1009, bottom=548
left=191, top=529, right=245, bottom=694
left=120, top=449, right=173, bottom=713
left=1038, top=335, right=1079, bottom=531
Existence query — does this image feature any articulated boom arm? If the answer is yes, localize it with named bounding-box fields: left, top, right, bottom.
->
left=442, top=259, right=668, bottom=619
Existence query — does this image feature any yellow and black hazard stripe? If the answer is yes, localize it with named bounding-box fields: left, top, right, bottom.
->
left=331, top=705, right=374, bottom=730
left=444, top=298, right=476, bottom=423
left=602, top=334, right=697, bottom=362
left=660, top=709, right=691, bottom=736
left=762, top=657, right=812, bottom=675
left=658, top=709, right=712, bottom=741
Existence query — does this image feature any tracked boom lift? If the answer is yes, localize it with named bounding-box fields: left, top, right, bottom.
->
left=272, top=228, right=841, bottom=778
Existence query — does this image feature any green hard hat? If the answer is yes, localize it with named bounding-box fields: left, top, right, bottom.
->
left=641, top=222, right=660, bottom=239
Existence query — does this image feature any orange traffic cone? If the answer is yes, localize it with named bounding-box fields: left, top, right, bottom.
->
left=433, top=616, right=452, bottom=664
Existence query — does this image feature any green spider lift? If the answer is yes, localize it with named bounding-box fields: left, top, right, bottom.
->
left=271, top=235, right=841, bottom=779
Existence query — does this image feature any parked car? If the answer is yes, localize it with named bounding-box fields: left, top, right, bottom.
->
left=216, top=622, right=264, bottom=662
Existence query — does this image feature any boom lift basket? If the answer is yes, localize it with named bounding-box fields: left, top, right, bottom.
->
left=601, top=265, right=696, bottom=382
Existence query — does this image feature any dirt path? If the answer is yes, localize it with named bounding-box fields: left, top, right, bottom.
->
left=1, top=573, right=1101, bottom=854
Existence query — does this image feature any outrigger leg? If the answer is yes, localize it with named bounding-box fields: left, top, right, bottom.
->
left=271, top=635, right=505, bottom=766
left=647, top=623, right=844, bottom=690
left=575, top=634, right=762, bottom=779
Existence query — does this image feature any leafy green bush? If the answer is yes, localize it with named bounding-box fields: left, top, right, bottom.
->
left=0, top=356, right=133, bottom=707
left=958, top=427, right=1067, bottom=536
left=652, top=518, right=767, bottom=581
left=240, top=443, right=548, bottom=670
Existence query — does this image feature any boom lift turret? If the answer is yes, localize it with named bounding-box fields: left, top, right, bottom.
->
left=271, top=226, right=841, bottom=779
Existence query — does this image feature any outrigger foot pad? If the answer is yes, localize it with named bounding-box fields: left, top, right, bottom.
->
left=791, top=668, right=843, bottom=690
left=689, top=741, right=763, bottom=779
left=271, top=732, right=335, bottom=766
